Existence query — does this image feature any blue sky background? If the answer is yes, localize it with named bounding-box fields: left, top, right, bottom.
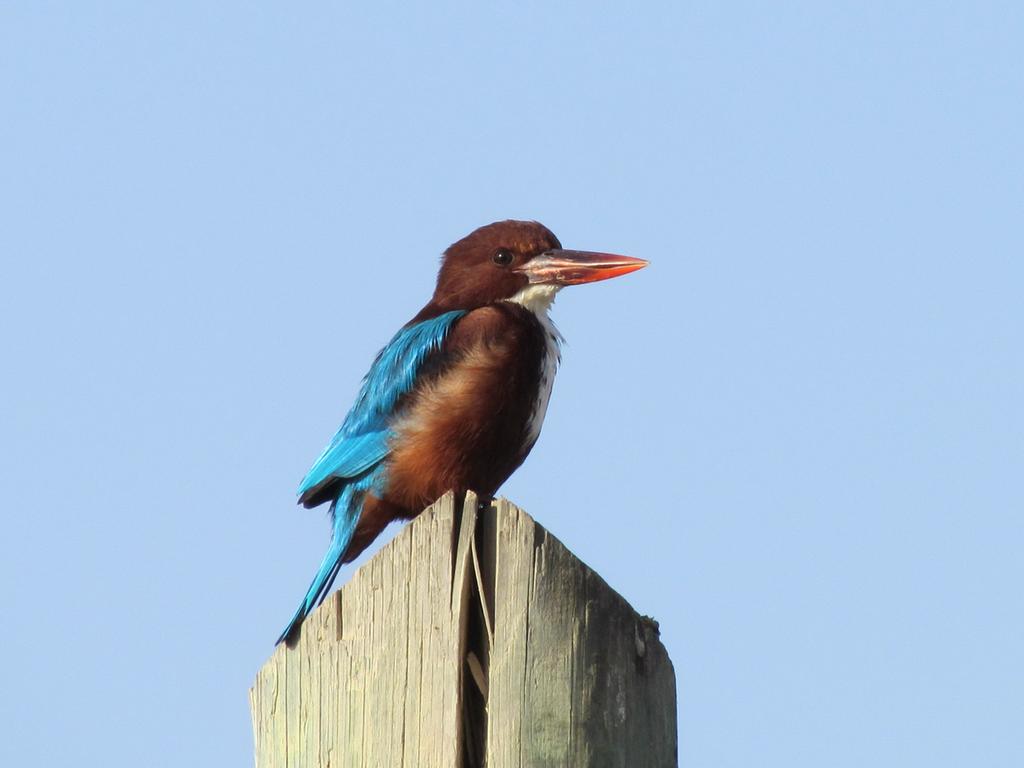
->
left=2, top=3, right=1021, bottom=766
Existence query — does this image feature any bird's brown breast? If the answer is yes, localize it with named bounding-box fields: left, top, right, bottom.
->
left=382, top=303, right=549, bottom=513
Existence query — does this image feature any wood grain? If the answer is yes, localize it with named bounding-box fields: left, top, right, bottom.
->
left=250, top=494, right=677, bottom=767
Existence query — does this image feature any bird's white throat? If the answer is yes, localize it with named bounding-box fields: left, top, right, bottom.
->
left=507, top=283, right=561, bottom=315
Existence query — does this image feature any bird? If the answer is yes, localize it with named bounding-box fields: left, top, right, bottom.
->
left=278, top=219, right=647, bottom=645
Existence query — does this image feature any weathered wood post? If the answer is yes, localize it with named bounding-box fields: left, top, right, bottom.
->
left=250, top=493, right=677, bottom=767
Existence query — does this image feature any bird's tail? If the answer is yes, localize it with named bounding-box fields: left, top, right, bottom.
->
left=277, top=488, right=361, bottom=647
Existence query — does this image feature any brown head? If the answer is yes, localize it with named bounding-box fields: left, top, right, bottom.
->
left=417, top=220, right=647, bottom=317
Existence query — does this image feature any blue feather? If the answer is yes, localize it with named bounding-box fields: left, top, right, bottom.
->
left=277, top=469, right=382, bottom=645
left=297, top=310, right=465, bottom=498
left=298, top=429, right=390, bottom=496
left=279, top=310, right=465, bottom=645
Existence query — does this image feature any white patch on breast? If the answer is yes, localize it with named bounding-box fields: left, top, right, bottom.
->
left=507, top=284, right=564, bottom=447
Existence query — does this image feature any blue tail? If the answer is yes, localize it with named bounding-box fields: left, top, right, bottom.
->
left=277, top=488, right=361, bottom=646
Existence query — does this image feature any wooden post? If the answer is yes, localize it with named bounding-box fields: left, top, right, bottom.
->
left=250, top=493, right=677, bottom=767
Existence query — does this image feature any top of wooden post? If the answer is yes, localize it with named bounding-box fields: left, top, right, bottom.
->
left=251, top=493, right=677, bottom=768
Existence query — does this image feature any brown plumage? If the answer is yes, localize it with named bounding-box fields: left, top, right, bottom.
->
left=343, top=302, right=548, bottom=562
left=411, top=220, right=563, bottom=320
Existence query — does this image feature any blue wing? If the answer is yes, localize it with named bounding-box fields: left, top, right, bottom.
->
left=297, top=309, right=465, bottom=502
left=279, top=309, right=465, bottom=645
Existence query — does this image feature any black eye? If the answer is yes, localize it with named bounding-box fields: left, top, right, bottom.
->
left=492, top=248, right=514, bottom=266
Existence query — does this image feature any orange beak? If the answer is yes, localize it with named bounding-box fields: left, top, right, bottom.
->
left=519, top=249, right=649, bottom=286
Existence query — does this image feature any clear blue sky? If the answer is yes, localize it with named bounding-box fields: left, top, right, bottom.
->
left=2, top=3, right=1021, bottom=766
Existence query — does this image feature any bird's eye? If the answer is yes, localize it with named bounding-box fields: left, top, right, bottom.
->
left=492, top=249, right=514, bottom=266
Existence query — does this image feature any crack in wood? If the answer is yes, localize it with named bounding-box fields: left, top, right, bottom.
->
left=458, top=494, right=492, bottom=768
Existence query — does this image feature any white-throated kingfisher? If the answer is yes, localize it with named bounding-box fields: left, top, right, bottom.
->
left=278, top=220, right=646, bottom=645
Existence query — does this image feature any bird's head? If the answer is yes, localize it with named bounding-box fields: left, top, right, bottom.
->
left=425, top=220, right=647, bottom=315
